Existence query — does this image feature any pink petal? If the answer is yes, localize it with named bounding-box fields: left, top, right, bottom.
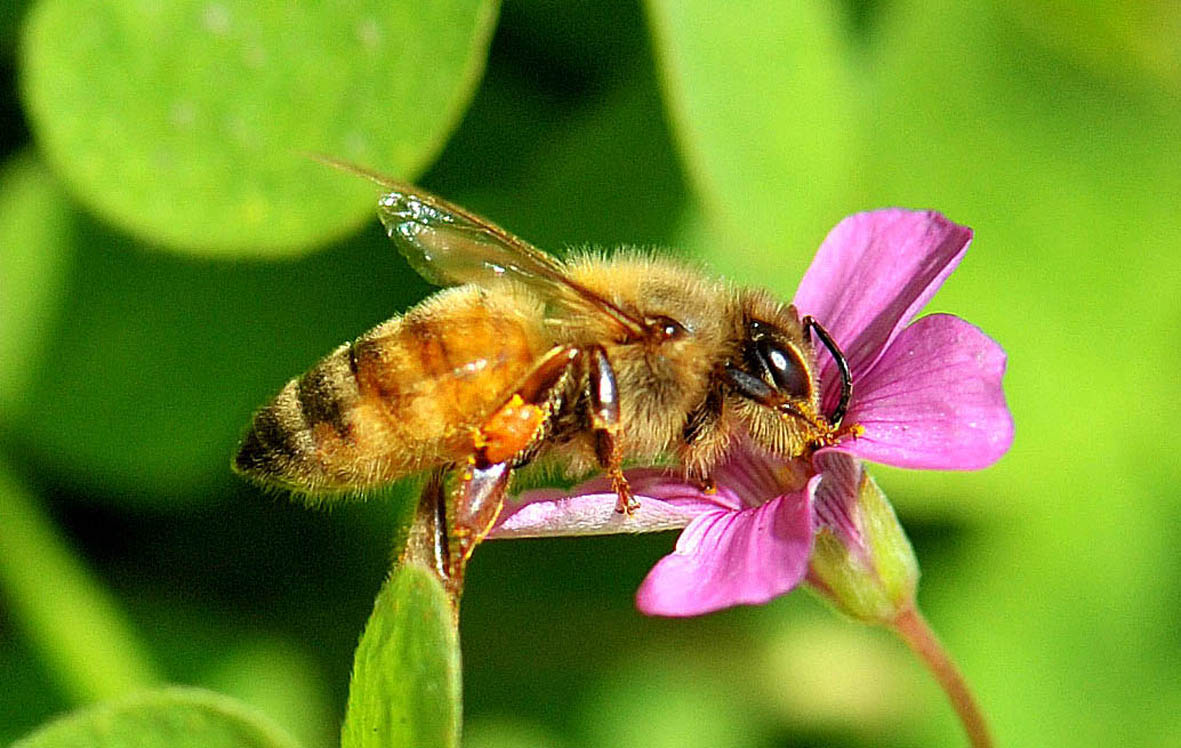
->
left=493, top=470, right=732, bottom=539
left=635, top=479, right=819, bottom=617
left=792, top=210, right=972, bottom=414
left=810, top=450, right=866, bottom=554
left=838, top=314, right=1013, bottom=470
left=492, top=491, right=701, bottom=538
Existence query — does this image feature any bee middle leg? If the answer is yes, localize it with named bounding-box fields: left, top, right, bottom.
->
left=447, top=346, right=581, bottom=581
left=588, top=345, right=639, bottom=515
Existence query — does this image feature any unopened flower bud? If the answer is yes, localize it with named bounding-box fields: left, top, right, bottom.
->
left=806, top=451, right=919, bottom=624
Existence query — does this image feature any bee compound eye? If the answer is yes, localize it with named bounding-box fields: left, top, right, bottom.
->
left=755, top=338, right=810, bottom=400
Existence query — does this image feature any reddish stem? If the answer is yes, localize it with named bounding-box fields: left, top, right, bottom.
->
left=891, top=607, right=993, bottom=748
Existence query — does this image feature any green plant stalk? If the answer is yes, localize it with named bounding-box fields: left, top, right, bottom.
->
left=892, top=607, right=993, bottom=748
left=340, top=478, right=462, bottom=748
left=0, top=461, right=160, bottom=703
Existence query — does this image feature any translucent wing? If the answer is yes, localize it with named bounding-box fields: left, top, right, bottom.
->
left=309, top=156, right=646, bottom=339
left=376, top=184, right=647, bottom=339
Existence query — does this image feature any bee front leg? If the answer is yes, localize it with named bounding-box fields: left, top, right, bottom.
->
left=448, top=346, right=582, bottom=582
left=588, top=345, right=638, bottom=515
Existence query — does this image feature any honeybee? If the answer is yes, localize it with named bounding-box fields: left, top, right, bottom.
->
left=234, top=164, right=854, bottom=586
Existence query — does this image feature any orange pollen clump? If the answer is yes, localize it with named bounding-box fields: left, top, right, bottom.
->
left=476, top=394, right=547, bottom=465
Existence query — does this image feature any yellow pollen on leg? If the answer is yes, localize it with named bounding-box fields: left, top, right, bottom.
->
left=471, top=428, right=488, bottom=450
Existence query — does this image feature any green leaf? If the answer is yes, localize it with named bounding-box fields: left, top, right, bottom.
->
left=0, top=151, right=73, bottom=418
left=13, top=686, right=301, bottom=748
left=199, top=639, right=335, bottom=748
left=0, top=460, right=160, bottom=704
left=644, top=0, right=858, bottom=284
left=991, top=0, right=1181, bottom=90
left=341, top=562, right=461, bottom=748
left=19, top=0, right=499, bottom=256
left=0, top=0, right=31, bottom=58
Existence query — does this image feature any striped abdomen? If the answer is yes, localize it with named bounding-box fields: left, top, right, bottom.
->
left=234, top=285, right=546, bottom=495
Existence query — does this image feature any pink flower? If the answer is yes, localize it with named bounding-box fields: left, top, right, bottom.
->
left=491, top=210, right=1014, bottom=617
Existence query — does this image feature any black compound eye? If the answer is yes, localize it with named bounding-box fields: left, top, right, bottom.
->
left=647, top=315, right=688, bottom=341
left=755, top=338, right=810, bottom=399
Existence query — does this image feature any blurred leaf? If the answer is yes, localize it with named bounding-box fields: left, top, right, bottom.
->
left=0, top=150, right=72, bottom=418
left=993, top=0, right=1181, bottom=90
left=19, top=0, right=499, bottom=256
left=575, top=654, right=765, bottom=748
left=463, top=717, right=567, bottom=748
left=0, top=0, right=31, bottom=59
left=201, top=639, right=335, bottom=748
left=12, top=686, right=300, bottom=748
left=864, top=0, right=1181, bottom=518
left=644, top=0, right=858, bottom=284
left=341, top=560, right=461, bottom=748
left=0, top=460, right=160, bottom=704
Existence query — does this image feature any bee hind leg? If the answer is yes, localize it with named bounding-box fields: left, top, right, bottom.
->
left=447, top=461, right=511, bottom=585
left=588, top=345, right=638, bottom=515
left=403, top=469, right=462, bottom=596
left=448, top=345, right=582, bottom=581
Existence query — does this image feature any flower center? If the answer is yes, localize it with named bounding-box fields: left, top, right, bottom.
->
left=809, top=420, right=865, bottom=450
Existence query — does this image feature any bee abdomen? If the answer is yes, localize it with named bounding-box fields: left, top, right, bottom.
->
left=235, top=285, right=548, bottom=496
left=234, top=343, right=368, bottom=493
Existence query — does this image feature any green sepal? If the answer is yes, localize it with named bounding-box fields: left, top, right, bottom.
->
left=807, top=468, right=920, bottom=625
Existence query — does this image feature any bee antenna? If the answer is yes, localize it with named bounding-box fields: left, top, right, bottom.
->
left=801, top=316, right=851, bottom=427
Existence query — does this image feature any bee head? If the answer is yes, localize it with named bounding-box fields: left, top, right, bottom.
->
left=723, top=292, right=848, bottom=458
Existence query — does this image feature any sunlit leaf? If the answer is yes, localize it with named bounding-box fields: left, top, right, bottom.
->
left=20, top=0, right=499, bottom=256
left=992, top=0, right=1181, bottom=90
left=863, top=2, right=1181, bottom=745
left=13, top=687, right=300, bottom=748
left=864, top=0, right=1181, bottom=517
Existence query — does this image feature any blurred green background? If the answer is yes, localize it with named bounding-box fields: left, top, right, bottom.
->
left=1, top=0, right=1178, bottom=746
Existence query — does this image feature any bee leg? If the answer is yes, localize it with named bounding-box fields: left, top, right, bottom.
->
left=402, top=469, right=462, bottom=597
left=449, top=346, right=582, bottom=578
left=448, top=461, right=511, bottom=584
left=588, top=345, right=638, bottom=515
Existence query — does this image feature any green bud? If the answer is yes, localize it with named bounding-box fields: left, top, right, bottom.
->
left=806, top=459, right=919, bottom=624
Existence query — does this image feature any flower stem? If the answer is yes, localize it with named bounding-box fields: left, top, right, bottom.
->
left=891, top=607, right=993, bottom=748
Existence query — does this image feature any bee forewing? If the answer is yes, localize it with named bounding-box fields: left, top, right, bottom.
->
left=377, top=188, right=647, bottom=339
